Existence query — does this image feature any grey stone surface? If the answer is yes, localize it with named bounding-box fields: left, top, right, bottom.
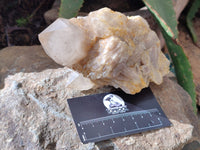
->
left=0, top=46, right=61, bottom=89
left=0, top=70, right=199, bottom=150
left=111, top=75, right=200, bottom=150
left=0, top=46, right=199, bottom=149
left=0, top=68, right=98, bottom=150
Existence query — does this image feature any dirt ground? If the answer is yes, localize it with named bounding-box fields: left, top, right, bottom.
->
left=0, top=0, right=55, bottom=49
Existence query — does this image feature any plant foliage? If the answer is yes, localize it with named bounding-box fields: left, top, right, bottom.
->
left=143, top=0, right=197, bottom=112
left=16, top=18, right=28, bottom=27
left=59, top=0, right=84, bottom=19
left=162, top=31, right=197, bottom=112
left=186, top=0, right=200, bottom=44
left=143, top=0, right=178, bottom=39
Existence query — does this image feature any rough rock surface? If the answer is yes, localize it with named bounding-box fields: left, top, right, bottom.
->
left=0, top=68, right=97, bottom=150
left=39, top=7, right=169, bottom=95
left=111, top=75, right=200, bottom=150
left=0, top=66, right=199, bottom=150
left=0, top=46, right=61, bottom=89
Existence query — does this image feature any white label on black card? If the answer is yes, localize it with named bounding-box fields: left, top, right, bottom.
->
left=67, top=88, right=171, bottom=144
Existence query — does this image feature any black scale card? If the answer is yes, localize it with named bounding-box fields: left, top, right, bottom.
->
left=67, top=88, right=171, bottom=144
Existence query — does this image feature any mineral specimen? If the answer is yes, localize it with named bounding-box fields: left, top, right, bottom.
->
left=39, top=7, right=169, bottom=94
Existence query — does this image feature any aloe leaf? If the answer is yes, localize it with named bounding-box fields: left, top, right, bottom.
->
left=162, top=31, right=197, bottom=113
left=143, top=0, right=178, bottom=39
left=186, top=0, right=200, bottom=44
left=143, top=0, right=197, bottom=112
left=59, top=0, right=84, bottom=19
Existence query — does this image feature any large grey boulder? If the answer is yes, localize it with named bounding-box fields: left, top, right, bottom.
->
left=0, top=46, right=199, bottom=149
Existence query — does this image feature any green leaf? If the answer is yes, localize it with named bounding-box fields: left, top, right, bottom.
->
left=143, top=0, right=197, bottom=112
left=16, top=18, right=28, bottom=27
left=59, top=0, right=84, bottom=19
left=186, top=0, right=200, bottom=43
left=162, top=31, right=197, bottom=113
left=143, top=0, right=178, bottom=39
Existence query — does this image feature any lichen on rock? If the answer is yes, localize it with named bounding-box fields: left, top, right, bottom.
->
left=39, top=7, right=169, bottom=94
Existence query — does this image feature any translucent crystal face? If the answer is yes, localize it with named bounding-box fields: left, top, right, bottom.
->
left=39, top=7, right=169, bottom=94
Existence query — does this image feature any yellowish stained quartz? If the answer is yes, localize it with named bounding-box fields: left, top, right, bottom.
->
left=39, top=7, right=169, bottom=94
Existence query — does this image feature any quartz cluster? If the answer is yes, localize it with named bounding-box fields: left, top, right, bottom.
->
left=39, top=7, right=169, bottom=94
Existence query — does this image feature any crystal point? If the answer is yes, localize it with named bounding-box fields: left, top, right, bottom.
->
left=39, top=7, right=169, bottom=94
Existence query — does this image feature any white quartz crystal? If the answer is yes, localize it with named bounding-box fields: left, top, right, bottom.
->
left=39, top=7, right=169, bottom=94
